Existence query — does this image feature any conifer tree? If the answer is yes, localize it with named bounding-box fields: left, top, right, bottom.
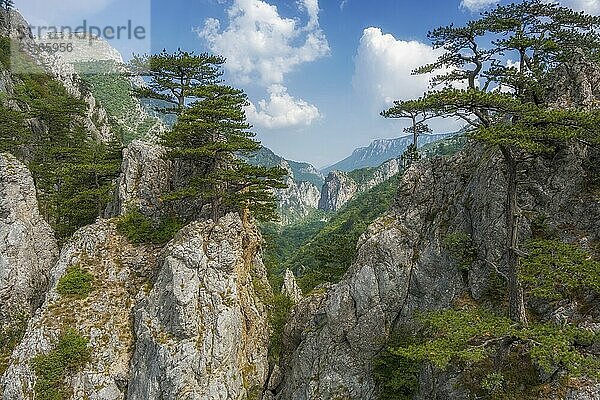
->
left=130, top=49, right=225, bottom=115
left=383, top=0, right=600, bottom=324
left=132, top=49, right=286, bottom=222
left=162, top=83, right=286, bottom=222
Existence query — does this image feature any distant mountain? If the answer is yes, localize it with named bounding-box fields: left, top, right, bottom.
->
left=247, top=147, right=324, bottom=188
left=321, top=133, right=454, bottom=174
left=246, top=147, right=325, bottom=224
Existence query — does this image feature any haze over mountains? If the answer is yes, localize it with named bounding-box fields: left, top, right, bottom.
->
left=321, top=133, right=455, bottom=174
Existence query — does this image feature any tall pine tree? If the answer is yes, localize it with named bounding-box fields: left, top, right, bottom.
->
left=383, top=0, right=600, bottom=324
left=132, top=50, right=286, bottom=222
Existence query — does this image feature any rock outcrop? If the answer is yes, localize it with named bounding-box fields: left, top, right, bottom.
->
left=318, top=171, right=358, bottom=212
left=0, top=153, right=58, bottom=358
left=274, top=142, right=600, bottom=399
left=318, top=158, right=400, bottom=212
left=127, top=213, right=270, bottom=399
left=277, top=170, right=321, bottom=224
left=281, top=269, right=303, bottom=304
left=1, top=220, right=157, bottom=400
left=106, top=140, right=171, bottom=219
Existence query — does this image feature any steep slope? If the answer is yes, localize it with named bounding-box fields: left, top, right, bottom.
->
left=1, top=138, right=274, bottom=400
left=0, top=154, right=58, bottom=374
left=271, top=142, right=600, bottom=399
left=321, top=133, right=453, bottom=174
left=318, top=135, right=467, bottom=212
left=319, top=158, right=400, bottom=212
left=247, top=147, right=323, bottom=224
left=128, top=214, right=270, bottom=399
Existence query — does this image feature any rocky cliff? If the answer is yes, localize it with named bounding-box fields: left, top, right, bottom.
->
left=246, top=147, right=323, bottom=224
left=0, top=154, right=58, bottom=373
left=272, top=141, right=600, bottom=399
left=318, top=158, right=400, bottom=212
left=0, top=138, right=272, bottom=399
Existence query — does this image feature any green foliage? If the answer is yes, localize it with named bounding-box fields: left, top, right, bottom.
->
left=443, top=232, right=477, bottom=271
left=130, top=49, right=225, bottom=115
left=56, top=265, right=94, bottom=299
left=261, top=210, right=329, bottom=289
left=75, top=60, right=162, bottom=144
left=373, top=332, right=422, bottom=400
left=0, top=311, right=27, bottom=375
left=1, top=46, right=122, bottom=241
left=347, top=166, right=377, bottom=185
left=0, top=36, right=11, bottom=69
left=391, top=307, right=599, bottom=379
left=32, top=329, right=91, bottom=400
left=116, top=209, right=184, bottom=245
left=520, top=240, right=600, bottom=301
left=291, top=176, right=400, bottom=293
left=267, top=293, right=294, bottom=362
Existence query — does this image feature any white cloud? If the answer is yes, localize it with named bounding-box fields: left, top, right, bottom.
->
left=556, top=0, right=600, bottom=14
left=198, top=0, right=328, bottom=129
left=460, top=0, right=499, bottom=12
left=245, top=84, right=321, bottom=129
left=353, top=27, right=445, bottom=110
left=340, top=0, right=349, bottom=10
left=198, top=0, right=329, bottom=86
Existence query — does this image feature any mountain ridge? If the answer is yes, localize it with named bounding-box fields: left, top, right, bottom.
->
left=321, top=133, right=455, bottom=174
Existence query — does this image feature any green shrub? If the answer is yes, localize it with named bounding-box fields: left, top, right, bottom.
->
left=0, top=36, right=11, bottom=69
left=32, top=329, right=91, bottom=400
left=117, top=209, right=184, bottom=245
left=443, top=232, right=477, bottom=271
left=0, top=312, right=28, bottom=375
left=521, top=239, right=600, bottom=301
left=389, top=307, right=599, bottom=392
left=56, top=265, right=94, bottom=299
left=267, top=293, right=294, bottom=362
left=374, top=332, right=422, bottom=400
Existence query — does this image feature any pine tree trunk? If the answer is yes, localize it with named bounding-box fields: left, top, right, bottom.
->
left=500, top=145, right=528, bottom=325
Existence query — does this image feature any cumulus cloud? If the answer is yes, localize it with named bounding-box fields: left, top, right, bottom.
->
left=556, top=0, right=600, bottom=14
left=353, top=27, right=445, bottom=110
left=460, top=0, right=499, bottom=12
left=198, top=0, right=328, bottom=129
left=199, top=0, right=329, bottom=86
left=245, top=84, right=321, bottom=129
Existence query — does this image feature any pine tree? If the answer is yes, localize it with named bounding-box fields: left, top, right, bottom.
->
left=162, top=83, right=286, bottom=222
left=129, top=49, right=225, bottom=115
left=381, top=103, right=434, bottom=168
left=383, top=0, right=600, bottom=325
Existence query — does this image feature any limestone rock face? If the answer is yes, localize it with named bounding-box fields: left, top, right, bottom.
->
left=1, top=220, right=156, bottom=400
left=273, top=160, right=321, bottom=224
left=275, top=142, right=600, bottom=399
left=318, top=171, right=358, bottom=212
left=281, top=269, right=302, bottom=303
left=106, top=140, right=171, bottom=219
left=0, top=153, right=58, bottom=341
left=127, top=213, right=270, bottom=400
left=318, top=158, right=400, bottom=212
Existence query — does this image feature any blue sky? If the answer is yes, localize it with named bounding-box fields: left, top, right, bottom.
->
left=16, top=0, right=600, bottom=167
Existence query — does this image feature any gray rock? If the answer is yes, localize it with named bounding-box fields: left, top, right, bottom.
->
left=0, top=153, right=58, bottom=339
left=318, top=158, right=400, bottom=212
left=275, top=142, right=600, bottom=399
left=106, top=140, right=171, bottom=219
left=318, top=171, right=358, bottom=212
left=1, top=220, right=157, bottom=400
left=127, top=213, right=270, bottom=400
left=282, top=269, right=302, bottom=303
